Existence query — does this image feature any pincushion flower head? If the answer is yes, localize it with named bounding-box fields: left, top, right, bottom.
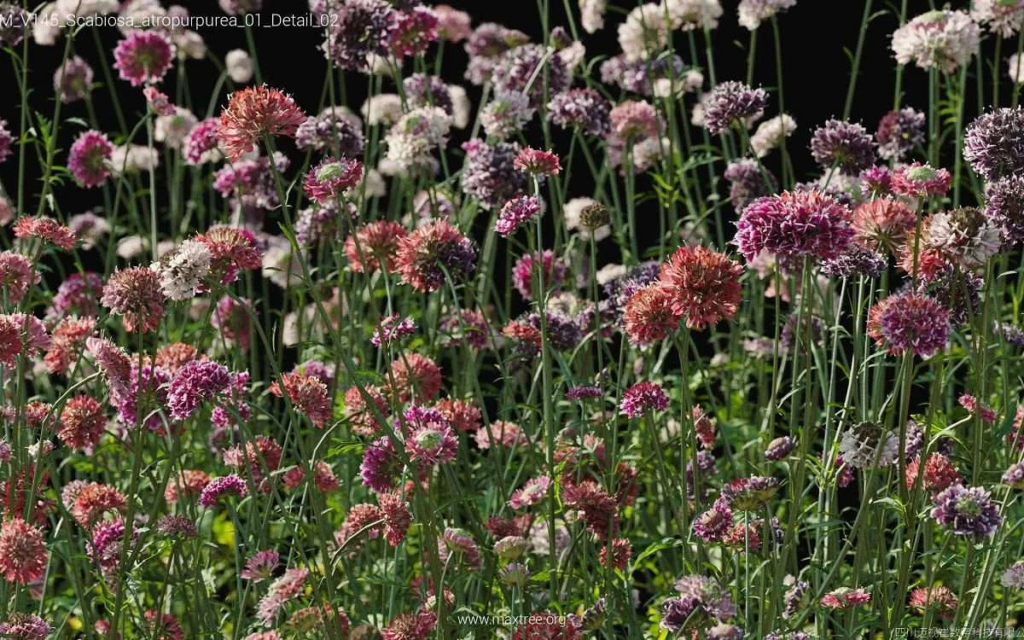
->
left=548, top=88, right=612, bottom=137
left=809, top=119, right=876, bottom=175
left=891, top=10, right=981, bottom=74
left=931, top=483, right=1003, bottom=540
left=851, top=198, right=917, bottom=254
left=922, top=207, right=1002, bottom=268
left=621, top=381, right=670, bottom=418
left=492, top=43, right=570, bottom=108
left=986, top=174, right=1024, bottom=245
left=750, top=113, right=797, bottom=158
left=345, top=220, right=407, bottom=274
left=838, top=421, right=899, bottom=468
left=721, top=476, right=780, bottom=511
left=460, top=139, right=528, bottom=209
left=495, top=196, right=544, bottom=237
left=964, top=106, right=1024, bottom=182
left=868, top=290, right=951, bottom=358
left=876, top=107, right=926, bottom=161
left=269, top=372, right=333, bottom=428
left=113, top=31, right=175, bottom=86
left=702, top=81, right=767, bottom=135
left=68, top=130, right=114, bottom=188
left=218, top=85, right=307, bottom=162
left=303, top=157, right=363, bottom=204
left=891, top=162, right=952, bottom=198
left=152, top=239, right=212, bottom=301
left=513, top=147, right=561, bottom=178
left=322, top=0, right=399, bottom=71
left=657, top=245, right=743, bottom=330
left=624, top=286, right=682, bottom=345
left=0, top=518, right=47, bottom=584
left=396, top=219, right=477, bottom=292
left=661, top=575, right=736, bottom=632
left=101, top=266, right=165, bottom=333
left=972, top=0, right=1024, bottom=37
left=738, top=0, right=797, bottom=31
left=735, top=190, right=854, bottom=262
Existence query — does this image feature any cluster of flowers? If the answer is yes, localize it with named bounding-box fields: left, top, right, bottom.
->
left=0, top=0, right=1023, bottom=638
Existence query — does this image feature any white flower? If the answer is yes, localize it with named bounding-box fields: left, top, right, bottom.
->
left=926, top=210, right=1002, bottom=267
left=750, top=113, right=797, bottom=158
left=261, top=239, right=304, bottom=289
left=971, top=0, right=1024, bottom=38
left=110, top=145, right=160, bottom=176
left=891, top=10, right=980, bottom=74
left=557, top=41, right=586, bottom=71
left=665, top=0, right=723, bottom=31
left=33, top=4, right=62, bottom=46
left=173, top=31, right=207, bottom=59
left=580, top=0, right=606, bottom=34
left=361, top=94, right=403, bottom=126
left=737, top=0, right=797, bottom=31
left=618, top=3, right=669, bottom=61
left=449, top=85, right=471, bottom=129
left=1009, top=53, right=1024, bottom=83
left=153, top=240, right=212, bottom=301
left=596, top=263, right=627, bottom=286
left=155, top=108, right=198, bottom=149
left=226, top=49, right=254, bottom=84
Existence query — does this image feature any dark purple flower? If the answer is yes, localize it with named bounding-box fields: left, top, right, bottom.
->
left=876, top=107, right=926, bottom=161
left=930, top=483, right=1002, bottom=540
left=964, top=106, right=1024, bottom=182
left=702, top=81, right=767, bottom=135
left=810, top=119, right=876, bottom=174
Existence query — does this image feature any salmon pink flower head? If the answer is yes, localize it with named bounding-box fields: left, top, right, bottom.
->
left=621, top=381, right=669, bottom=418
left=303, top=156, right=364, bottom=204
left=623, top=286, right=681, bottom=346
left=113, top=31, right=175, bottom=87
left=0, top=518, right=47, bottom=584
left=658, top=245, right=743, bottom=330
left=734, top=190, right=854, bottom=263
left=269, top=371, right=333, bottom=428
left=218, top=85, right=307, bottom=162
left=513, top=147, right=561, bottom=177
left=68, top=130, right=114, bottom=189
left=395, top=219, right=477, bottom=292
left=891, top=162, right=952, bottom=198
left=820, top=588, right=872, bottom=610
left=100, top=266, right=165, bottom=333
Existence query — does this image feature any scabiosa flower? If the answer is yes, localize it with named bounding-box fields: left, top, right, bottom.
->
left=101, top=267, right=164, bottom=333
left=513, top=147, right=561, bottom=178
left=199, top=474, right=247, bottom=507
left=218, top=85, right=306, bottom=162
left=662, top=576, right=736, bottom=632
left=1003, top=462, right=1024, bottom=489
left=182, top=118, right=222, bottom=165
left=269, top=372, right=333, bottom=428
left=659, top=245, right=743, bottom=330
left=385, top=353, right=442, bottom=404
left=492, top=43, right=570, bottom=108
left=474, top=420, right=529, bottom=450
left=738, top=0, right=797, bottom=30
left=548, top=88, right=611, bottom=137
left=68, top=130, right=114, bottom=188
left=0, top=614, right=51, bottom=640
left=478, top=91, right=533, bottom=140
left=907, top=586, right=959, bottom=620
left=166, top=360, right=231, bottom=421
left=241, top=549, right=279, bottom=582
left=296, top=109, right=364, bottom=157
left=152, top=239, right=212, bottom=301
left=906, top=454, right=963, bottom=494
left=621, top=381, right=670, bottom=418
left=765, top=436, right=795, bottom=460
left=609, top=100, right=661, bottom=141
left=820, top=244, right=888, bottom=279
left=809, top=119, right=876, bottom=175
left=930, top=484, right=1002, bottom=540
left=57, top=395, right=106, bottom=451
left=838, top=421, right=899, bottom=468
left=219, top=0, right=261, bottom=14
left=693, top=500, right=734, bottom=542
left=750, top=113, right=797, bottom=158
left=441, top=527, right=481, bottom=568
left=378, top=492, right=411, bottom=546
left=360, top=437, right=402, bottom=492
left=624, top=286, right=682, bottom=346
left=724, top=159, right=777, bottom=211
left=509, top=476, right=551, bottom=509
left=113, top=31, right=175, bottom=86
left=851, top=198, right=917, bottom=254
left=391, top=6, right=438, bottom=58
left=0, top=251, right=36, bottom=305
left=382, top=612, right=437, bottom=640
left=511, top=250, right=568, bottom=300
left=985, top=175, right=1024, bottom=244
left=434, top=5, right=471, bottom=41
left=257, top=568, right=309, bottom=626
left=923, top=207, right=1002, bottom=268
left=407, top=421, right=457, bottom=466
left=721, top=476, right=780, bottom=511
left=303, top=156, right=363, bottom=204
left=343, top=385, right=389, bottom=436
left=323, top=0, right=399, bottom=71
left=0, top=2, right=26, bottom=47
left=892, top=10, right=981, bottom=74
left=876, top=107, right=926, bottom=161
left=0, top=518, right=46, bottom=584
left=820, top=588, right=872, bottom=610
left=196, top=226, right=263, bottom=284
left=1002, top=561, right=1024, bottom=588
left=345, top=220, right=407, bottom=274
left=973, top=0, right=1024, bottom=36
left=702, top=81, right=767, bottom=135
left=53, top=55, right=93, bottom=104
left=735, top=190, right=854, bottom=262
left=495, top=196, right=545, bottom=238
left=395, top=219, right=477, bottom=292
left=371, top=315, right=416, bottom=347
left=891, top=162, right=952, bottom=198
left=867, top=291, right=950, bottom=358
left=460, top=139, right=528, bottom=209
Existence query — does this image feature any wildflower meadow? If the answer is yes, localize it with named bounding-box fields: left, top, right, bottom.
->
left=1, top=0, right=1024, bottom=637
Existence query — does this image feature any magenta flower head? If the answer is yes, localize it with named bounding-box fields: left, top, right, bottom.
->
left=303, top=156, right=364, bottom=204
left=218, top=85, right=307, bottom=162
left=199, top=474, right=248, bottom=507
left=513, top=147, right=561, bottom=178
left=867, top=290, right=951, bottom=358
left=702, top=81, right=768, bottom=135
left=113, top=31, right=175, bottom=87
left=68, top=130, right=114, bottom=189
left=495, top=195, right=544, bottom=237
left=621, top=381, right=670, bottom=418
left=891, top=162, right=952, bottom=198
left=167, top=360, right=231, bottom=421
left=734, top=190, right=854, bottom=262
left=143, top=86, right=175, bottom=116
left=930, top=483, right=1002, bottom=540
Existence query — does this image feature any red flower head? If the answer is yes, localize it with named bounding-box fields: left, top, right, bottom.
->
left=218, top=85, right=307, bottom=161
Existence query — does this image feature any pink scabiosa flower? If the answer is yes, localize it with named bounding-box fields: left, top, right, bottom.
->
left=269, top=372, right=333, bottom=428
left=890, top=162, right=952, bottom=199
left=474, top=420, right=529, bottom=450
left=513, top=147, right=561, bottom=177
left=851, top=198, right=917, bottom=254
left=57, top=395, right=106, bottom=451
left=511, top=250, right=568, bottom=300
left=345, top=220, right=408, bottom=274
left=101, top=267, right=165, bottom=333
left=257, top=568, right=309, bottom=626
left=867, top=291, right=951, bottom=358
left=891, top=10, right=980, bottom=74
left=166, top=360, right=231, bottom=421
left=391, top=5, right=439, bottom=57
left=113, top=31, right=175, bottom=86
left=495, top=195, right=544, bottom=237
left=68, top=129, right=115, bottom=189
left=385, top=353, right=442, bottom=404
left=360, top=437, right=403, bottom=492
left=441, top=527, right=482, bottom=568
left=600, top=538, right=631, bottom=570
left=0, top=613, right=51, bottom=640
left=371, top=314, right=416, bottom=347
left=735, top=190, right=854, bottom=262
left=381, top=612, right=437, bottom=640
left=0, top=518, right=47, bottom=584
left=406, top=420, right=457, bottom=466
left=460, top=139, right=529, bottom=209
left=0, top=251, right=37, bottom=305
left=344, top=384, right=390, bottom=436
left=199, top=474, right=247, bottom=508
left=693, top=500, right=734, bottom=542
left=509, top=476, right=551, bottom=509
left=0, top=313, right=50, bottom=367
left=623, top=286, right=682, bottom=346
left=434, top=398, right=482, bottom=433
left=0, top=119, right=11, bottom=165
left=395, top=219, right=476, bottom=292
left=820, top=588, right=872, bottom=610
left=54, top=56, right=94, bottom=104
left=621, top=381, right=669, bottom=418
left=241, top=549, right=279, bottom=582
left=12, top=216, right=77, bottom=250
left=164, top=470, right=210, bottom=504
left=658, top=245, right=743, bottom=330
left=906, top=453, right=963, bottom=494
left=303, top=156, right=363, bottom=204
left=959, top=394, right=997, bottom=424
left=195, top=226, right=263, bottom=285
left=143, top=86, right=175, bottom=116
left=909, top=586, right=959, bottom=620
left=378, top=492, right=411, bottom=546
left=182, top=118, right=222, bottom=165
left=434, top=4, right=471, bottom=41
left=68, top=482, right=126, bottom=529
left=218, top=85, right=307, bottom=162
